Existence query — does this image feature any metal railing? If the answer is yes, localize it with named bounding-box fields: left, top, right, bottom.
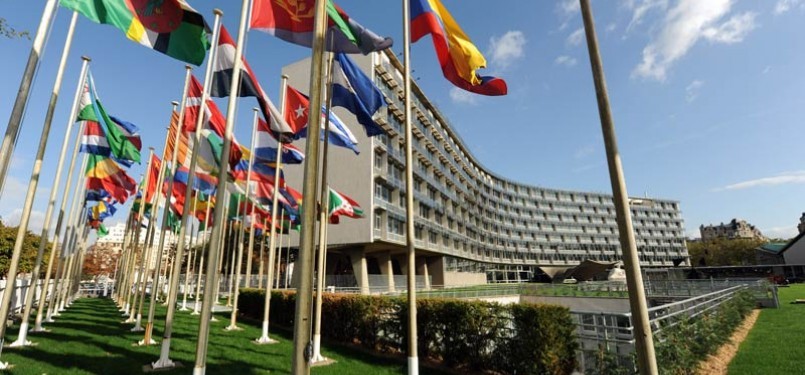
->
left=0, top=278, right=59, bottom=316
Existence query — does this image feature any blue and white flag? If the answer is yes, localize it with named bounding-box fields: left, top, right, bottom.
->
left=332, top=53, right=386, bottom=137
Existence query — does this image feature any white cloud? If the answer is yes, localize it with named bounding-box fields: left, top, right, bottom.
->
left=625, top=0, right=669, bottom=32
left=702, top=12, right=758, bottom=44
left=762, top=226, right=799, bottom=240
left=632, top=0, right=758, bottom=81
left=712, top=170, right=805, bottom=191
left=488, top=31, right=527, bottom=70
left=554, top=55, right=578, bottom=67
left=685, top=79, right=704, bottom=102
left=566, top=27, right=585, bottom=46
left=606, top=22, right=618, bottom=33
left=774, top=0, right=803, bottom=15
left=558, top=0, right=580, bottom=15
left=5, top=208, right=47, bottom=235
left=762, top=65, right=772, bottom=74
left=574, top=145, right=595, bottom=159
left=449, top=87, right=478, bottom=105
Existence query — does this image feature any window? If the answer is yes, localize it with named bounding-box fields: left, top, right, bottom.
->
left=375, top=183, right=391, bottom=202
left=374, top=215, right=382, bottom=230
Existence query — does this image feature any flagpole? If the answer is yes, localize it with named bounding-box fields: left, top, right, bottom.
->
left=130, top=148, right=157, bottom=332
left=226, top=201, right=239, bottom=308
left=226, top=108, right=260, bottom=330
left=402, top=1, right=419, bottom=373
left=254, top=75, right=289, bottom=345
left=193, top=0, right=251, bottom=371
left=150, top=10, right=223, bottom=370
left=311, top=50, right=335, bottom=364
left=0, top=18, right=82, bottom=364
left=118, top=204, right=138, bottom=313
left=52, top=152, right=88, bottom=318
left=60, top=156, right=89, bottom=308
left=225, top=193, right=245, bottom=328
left=257, top=217, right=267, bottom=289
left=244, top=109, right=261, bottom=288
left=0, top=0, right=59, bottom=195
left=181, top=196, right=200, bottom=311
left=292, top=0, right=329, bottom=372
left=192, top=200, right=212, bottom=315
left=282, top=209, right=289, bottom=288
left=11, top=25, right=85, bottom=346
left=579, top=1, right=657, bottom=373
left=141, top=100, right=185, bottom=346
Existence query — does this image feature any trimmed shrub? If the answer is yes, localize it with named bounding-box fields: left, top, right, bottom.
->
left=238, top=289, right=577, bottom=374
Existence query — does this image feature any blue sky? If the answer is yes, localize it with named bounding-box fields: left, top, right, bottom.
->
left=0, top=0, right=803, bottom=240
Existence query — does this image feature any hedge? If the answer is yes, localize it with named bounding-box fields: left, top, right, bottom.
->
left=654, top=290, right=756, bottom=375
left=238, top=288, right=578, bottom=374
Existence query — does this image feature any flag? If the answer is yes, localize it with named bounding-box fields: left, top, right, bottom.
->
left=287, top=85, right=359, bottom=154
left=173, top=166, right=217, bottom=196
left=210, top=26, right=296, bottom=137
left=409, top=0, right=507, bottom=96
left=97, top=223, right=109, bottom=237
left=331, top=53, right=385, bottom=137
left=145, top=154, right=161, bottom=203
left=165, top=111, right=192, bottom=168
left=85, top=155, right=137, bottom=203
left=78, top=73, right=142, bottom=164
left=250, top=0, right=393, bottom=54
left=328, top=188, right=364, bottom=224
left=254, top=117, right=305, bottom=164
left=184, top=75, right=245, bottom=163
left=86, top=188, right=110, bottom=202
left=60, top=0, right=210, bottom=65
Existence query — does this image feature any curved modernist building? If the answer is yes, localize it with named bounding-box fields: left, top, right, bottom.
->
left=281, top=50, right=689, bottom=291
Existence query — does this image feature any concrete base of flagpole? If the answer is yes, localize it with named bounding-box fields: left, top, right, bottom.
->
left=192, top=366, right=205, bottom=375
left=408, top=356, right=419, bottom=375
left=253, top=336, right=278, bottom=345
left=210, top=316, right=219, bottom=322
left=145, top=359, right=183, bottom=372
left=309, top=335, right=334, bottom=366
left=130, top=316, right=144, bottom=332
left=0, top=361, right=13, bottom=370
left=51, top=312, right=61, bottom=317
left=7, top=340, right=35, bottom=348
left=223, top=325, right=243, bottom=331
left=135, top=338, right=158, bottom=346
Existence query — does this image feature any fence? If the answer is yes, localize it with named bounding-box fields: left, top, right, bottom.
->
left=0, top=278, right=59, bottom=316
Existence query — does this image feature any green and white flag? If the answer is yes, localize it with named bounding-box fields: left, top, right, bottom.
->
left=328, top=188, right=363, bottom=224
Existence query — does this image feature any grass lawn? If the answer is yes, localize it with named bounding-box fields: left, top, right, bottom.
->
left=0, top=297, right=447, bottom=375
left=728, top=284, right=805, bottom=374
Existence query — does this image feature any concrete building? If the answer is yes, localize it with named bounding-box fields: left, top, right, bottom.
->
left=699, top=219, right=765, bottom=242
left=281, top=50, right=689, bottom=292
left=94, top=222, right=194, bottom=269
left=798, top=213, right=805, bottom=234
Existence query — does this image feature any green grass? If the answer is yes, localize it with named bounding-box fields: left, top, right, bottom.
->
left=0, top=297, right=447, bottom=375
left=728, top=284, right=805, bottom=374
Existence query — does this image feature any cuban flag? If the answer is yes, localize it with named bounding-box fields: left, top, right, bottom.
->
left=286, top=85, right=359, bottom=154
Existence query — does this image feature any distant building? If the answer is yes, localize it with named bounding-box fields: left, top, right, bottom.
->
left=700, top=219, right=766, bottom=242
left=94, top=222, right=195, bottom=270
left=798, top=213, right=805, bottom=234
left=755, top=231, right=805, bottom=266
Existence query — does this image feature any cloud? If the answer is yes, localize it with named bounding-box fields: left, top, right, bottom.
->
left=632, top=0, right=758, bottom=81
left=566, top=27, right=585, bottom=46
left=625, top=0, right=669, bottom=32
left=574, top=145, right=596, bottom=159
left=685, top=79, right=704, bottom=102
left=712, top=171, right=805, bottom=191
left=606, top=22, right=618, bottom=33
left=762, top=65, right=771, bottom=74
left=4, top=208, right=47, bottom=235
left=762, top=226, right=799, bottom=240
left=554, top=55, right=578, bottom=67
left=774, top=0, right=803, bottom=15
left=449, top=87, right=478, bottom=105
left=488, top=31, right=527, bottom=70
left=556, top=0, right=580, bottom=30
left=702, top=12, right=758, bottom=44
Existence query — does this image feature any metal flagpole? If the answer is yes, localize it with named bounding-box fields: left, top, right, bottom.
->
left=311, top=50, right=335, bottom=364
left=282, top=209, right=289, bottom=289
left=11, top=21, right=85, bottom=345
left=402, top=1, right=419, bottom=373
left=193, top=0, right=252, bottom=369
left=244, top=111, right=261, bottom=289
left=181, top=196, right=200, bottom=311
left=113, top=209, right=136, bottom=309
left=254, top=75, right=289, bottom=344
left=50, top=152, right=88, bottom=319
left=118, top=202, right=140, bottom=314
left=225, top=200, right=239, bottom=308
left=226, top=108, right=261, bottom=330
left=0, top=20, right=82, bottom=365
left=149, top=9, right=223, bottom=370
left=292, top=0, right=328, bottom=372
left=0, top=0, right=59, bottom=194
left=257, top=217, right=267, bottom=289
left=193, top=200, right=212, bottom=315
left=140, top=102, right=183, bottom=346
left=130, top=148, right=157, bottom=331
left=578, top=1, right=657, bottom=373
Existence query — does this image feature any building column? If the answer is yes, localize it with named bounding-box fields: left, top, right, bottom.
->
left=416, top=257, right=430, bottom=290
left=348, top=249, right=369, bottom=295
left=427, top=256, right=445, bottom=287
left=378, top=252, right=395, bottom=293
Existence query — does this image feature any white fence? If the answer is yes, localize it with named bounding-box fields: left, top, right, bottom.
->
left=0, top=278, right=59, bottom=316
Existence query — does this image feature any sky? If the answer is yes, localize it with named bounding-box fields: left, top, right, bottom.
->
left=0, top=0, right=804, bottom=242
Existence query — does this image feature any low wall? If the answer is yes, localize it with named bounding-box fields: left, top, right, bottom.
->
left=443, top=271, right=487, bottom=287
left=521, top=295, right=631, bottom=313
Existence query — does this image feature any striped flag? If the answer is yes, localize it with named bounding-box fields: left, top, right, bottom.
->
left=328, top=188, right=364, bottom=224
left=286, top=85, right=359, bottom=154
left=255, top=117, right=304, bottom=164
left=78, top=72, right=142, bottom=165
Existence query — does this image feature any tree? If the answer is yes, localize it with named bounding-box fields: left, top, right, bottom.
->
left=0, top=18, right=31, bottom=40
left=687, top=238, right=765, bottom=267
left=82, top=244, right=122, bottom=279
left=0, top=221, right=52, bottom=277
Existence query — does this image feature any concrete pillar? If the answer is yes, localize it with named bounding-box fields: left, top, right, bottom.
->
left=416, top=257, right=430, bottom=290
left=349, top=250, right=369, bottom=295
left=378, top=252, right=395, bottom=293
left=427, top=256, right=445, bottom=287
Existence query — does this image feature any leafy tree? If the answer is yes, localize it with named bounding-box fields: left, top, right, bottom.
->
left=687, top=238, right=765, bottom=267
left=0, top=221, right=52, bottom=277
left=0, top=18, right=30, bottom=40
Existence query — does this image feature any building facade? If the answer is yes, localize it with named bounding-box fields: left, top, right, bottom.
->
left=282, top=50, right=689, bottom=290
left=699, top=219, right=765, bottom=242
